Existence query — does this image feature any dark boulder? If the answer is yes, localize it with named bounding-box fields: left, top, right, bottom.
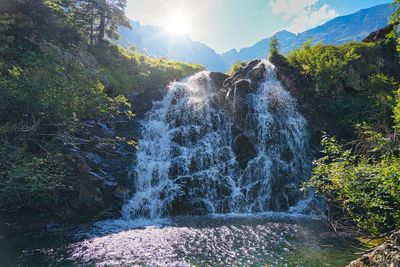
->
left=209, top=72, right=230, bottom=106
left=269, top=54, right=303, bottom=96
left=363, top=24, right=397, bottom=43
left=233, top=134, right=257, bottom=170
left=235, top=79, right=254, bottom=97
left=168, top=194, right=209, bottom=216
left=223, top=59, right=262, bottom=88
left=210, top=72, right=229, bottom=89
left=247, top=62, right=266, bottom=82
left=129, top=86, right=167, bottom=118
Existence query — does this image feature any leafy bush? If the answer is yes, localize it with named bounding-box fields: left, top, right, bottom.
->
left=228, top=61, right=247, bottom=75
left=310, top=134, right=400, bottom=235
left=0, top=146, right=68, bottom=211
left=286, top=39, right=400, bottom=138
left=291, top=35, right=400, bottom=235
left=287, top=41, right=364, bottom=94
left=0, top=45, right=115, bottom=211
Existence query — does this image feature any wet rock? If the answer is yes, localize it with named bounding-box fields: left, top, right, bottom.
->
left=347, top=231, right=400, bottom=267
left=281, top=147, right=294, bottom=162
left=284, top=183, right=302, bottom=207
left=168, top=195, right=209, bottom=216
left=58, top=116, right=136, bottom=221
left=223, top=60, right=261, bottom=88
left=129, top=87, right=166, bottom=117
left=268, top=192, right=289, bottom=211
left=270, top=54, right=304, bottom=97
left=235, top=79, right=254, bottom=97
left=210, top=72, right=229, bottom=89
left=233, top=134, right=257, bottom=170
left=247, top=62, right=266, bottom=82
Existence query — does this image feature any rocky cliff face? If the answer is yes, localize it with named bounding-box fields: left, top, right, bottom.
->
left=0, top=114, right=137, bottom=234
left=57, top=116, right=137, bottom=221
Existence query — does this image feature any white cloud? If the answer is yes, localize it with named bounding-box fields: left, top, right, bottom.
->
left=269, top=0, right=339, bottom=33
left=270, top=0, right=318, bottom=18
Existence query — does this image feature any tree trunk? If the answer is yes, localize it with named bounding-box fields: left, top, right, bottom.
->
left=98, top=12, right=105, bottom=44
left=89, top=11, right=94, bottom=45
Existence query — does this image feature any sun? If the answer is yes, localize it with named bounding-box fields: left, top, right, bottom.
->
left=164, top=13, right=189, bottom=36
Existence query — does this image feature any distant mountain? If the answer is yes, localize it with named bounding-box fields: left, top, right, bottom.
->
left=119, top=4, right=394, bottom=72
left=118, top=21, right=227, bottom=72
left=221, top=3, right=394, bottom=68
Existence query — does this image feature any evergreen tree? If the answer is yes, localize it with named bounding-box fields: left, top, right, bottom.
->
left=74, top=0, right=131, bottom=45
left=269, top=36, right=280, bottom=57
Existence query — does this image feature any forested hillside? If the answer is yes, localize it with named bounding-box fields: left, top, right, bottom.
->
left=0, top=0, right=202, bottom=217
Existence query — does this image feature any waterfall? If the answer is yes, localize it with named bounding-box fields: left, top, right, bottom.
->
left=122, top=60, right=311, bottom=220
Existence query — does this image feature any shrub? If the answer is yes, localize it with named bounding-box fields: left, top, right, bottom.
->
left=0, top=45, right=114, bottom=211
left=286, top=39, right=400, bottom=138
left=228, top=61, right=247, bottom=75
left=310, top=134, right=400, bottom=235
left=0, top=146, right=68, bottom=211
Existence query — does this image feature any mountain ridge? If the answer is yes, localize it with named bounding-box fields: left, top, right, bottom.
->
left=119, top=21, right=227, bottom=72
left=118, top=3, right=394, bottom=72
left=221, top=3, right=394, bottom=67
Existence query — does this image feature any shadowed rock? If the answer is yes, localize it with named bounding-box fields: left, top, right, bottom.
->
left=363, top=23, right=397, bottom=43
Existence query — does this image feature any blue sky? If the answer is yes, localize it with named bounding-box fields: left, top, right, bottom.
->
left=125, top=0, right=392, bottom=53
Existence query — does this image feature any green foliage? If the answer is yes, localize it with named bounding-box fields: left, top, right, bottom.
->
left=0, top=0, right=202, bottom=213
left=310, top=133, right=400, bottom=235
left=291, top=25, right=400, bottom=235
left=228, top=61, right=247, bottom=75
left=390, top=0, right=400, bottom=25
left=287, top=39, right=400, bottom=137
left=90, top=43, right=204, bottom=95
left=287, top=41, right=363, bottom=93
left=268, top=36, right=280, bottom=57
left=0, top=147, right=68, bottom=211
left=0, top=44, right=116, bottom=211
left=0, top=0, right=82, bottom=46
left=73, top=0, right=131, bottom=44
left=0, top=50, right=111, bottom=129
left=393, top=89, right=400, bottom=130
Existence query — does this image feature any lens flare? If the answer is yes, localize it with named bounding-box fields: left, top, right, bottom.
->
left=164, top=13, right=189, bottom=35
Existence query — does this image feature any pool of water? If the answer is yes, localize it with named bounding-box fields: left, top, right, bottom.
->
left=0, top=213, right=361, bottom=267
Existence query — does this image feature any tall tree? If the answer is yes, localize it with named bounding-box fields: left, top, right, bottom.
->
left=0, top=0, right=81, bottom=46
left=268, top=36, right=280, bottom=57
left=74, top=0, right=131, bottom=45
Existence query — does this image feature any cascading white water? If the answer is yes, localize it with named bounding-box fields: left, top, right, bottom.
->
left=122, top=60, right=311, bottom=220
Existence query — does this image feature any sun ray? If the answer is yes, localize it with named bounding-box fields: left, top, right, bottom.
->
left=164, top=13, right=190, bottom=36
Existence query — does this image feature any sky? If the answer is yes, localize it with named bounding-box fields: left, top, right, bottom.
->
left=125, top=0, right=392, bottom=53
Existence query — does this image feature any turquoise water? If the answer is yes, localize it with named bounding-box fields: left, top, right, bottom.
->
left=0, top=213, right=361, bottom=267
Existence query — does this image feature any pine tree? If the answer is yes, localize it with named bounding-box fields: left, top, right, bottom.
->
left=74, top=0, right=131, bottom=45
left=268, top=36, right=280, bottom=57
